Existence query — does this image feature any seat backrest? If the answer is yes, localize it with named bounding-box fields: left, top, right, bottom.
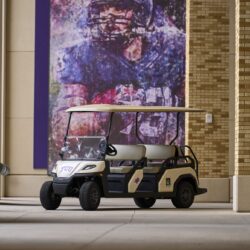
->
left=106, top=144, right=146, bottom=161
left=144, top=145, right=176, bottom=160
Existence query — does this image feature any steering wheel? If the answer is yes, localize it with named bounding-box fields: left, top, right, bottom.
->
left=106, top=144, right=117, bottom=156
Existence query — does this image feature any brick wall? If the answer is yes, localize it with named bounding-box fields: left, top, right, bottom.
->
left=235, top=0, right=250, bottom=176
left=188, top=0, right=230, bottom=178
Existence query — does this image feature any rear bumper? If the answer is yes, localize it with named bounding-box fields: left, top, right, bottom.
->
left=196, top=187, right=207, bottom=195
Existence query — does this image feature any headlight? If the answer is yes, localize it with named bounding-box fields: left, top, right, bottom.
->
left=51, top=167, right=57, bottom=173
left=82, top=165, right=96, bottom=170
left=50, top=166, right=57, bottom=177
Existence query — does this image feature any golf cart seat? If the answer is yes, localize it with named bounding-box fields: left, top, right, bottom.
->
left=106, top=144, right=146, bottom=174
left=143, top=145, right=176, bottom=174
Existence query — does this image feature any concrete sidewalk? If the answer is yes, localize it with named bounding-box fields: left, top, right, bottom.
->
left=0, top=198, right=250, bottom=250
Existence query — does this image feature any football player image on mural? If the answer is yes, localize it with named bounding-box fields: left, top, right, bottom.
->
left=49, top=0, right=186, bottom=167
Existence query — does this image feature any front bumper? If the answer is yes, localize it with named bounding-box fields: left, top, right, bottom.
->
left=52, top=173, right=101, bottom=197
left=52, top=177, right=72, bottom=196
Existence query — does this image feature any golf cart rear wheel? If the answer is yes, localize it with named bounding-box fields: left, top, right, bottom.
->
left=40, top=181, right=62, bottom=210
left=134, top=197, right=156, bottom=209
left=79, top=181, right=101, bottom=211
left=171, top=181, right=194, bottom=209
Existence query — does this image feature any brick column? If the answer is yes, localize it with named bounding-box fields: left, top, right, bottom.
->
left=233, top=0, right=250, bottom=212
left=188, top=0, right=229, bottom=178
left=188, top=0, right=230, bottom=202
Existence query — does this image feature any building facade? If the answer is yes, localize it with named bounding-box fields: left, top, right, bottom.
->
left=0, top=0, right=250, bottom=212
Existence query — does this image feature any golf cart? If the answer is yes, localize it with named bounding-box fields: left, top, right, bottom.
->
left=40, top=104, right=207, bottom=211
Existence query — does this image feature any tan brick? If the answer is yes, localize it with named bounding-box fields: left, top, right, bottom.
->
left=188, top=0, right=229, bottom=178
left=235, top=0, right=250, bottom=175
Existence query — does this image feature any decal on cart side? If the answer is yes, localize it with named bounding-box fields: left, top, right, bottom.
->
left=128, top=169, right=143, bottom=193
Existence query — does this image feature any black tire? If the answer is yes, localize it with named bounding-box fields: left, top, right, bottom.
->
left=40, top=181, right=61, bottom=210
left=171, top=181, right=194, bottom=208
left=134, top=197, right=156, bottom=209
left=79, top=181, right=101, bottom=211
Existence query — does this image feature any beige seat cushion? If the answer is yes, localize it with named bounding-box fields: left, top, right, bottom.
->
left=106, top=144, right=146, bottom=161
left=110, top=166, right=133, bottom=174
left=107, top=145, right=146, bottom=174
left=143, top=145, right=176, bottom=174
left=144, top=145, right=176, bottom=160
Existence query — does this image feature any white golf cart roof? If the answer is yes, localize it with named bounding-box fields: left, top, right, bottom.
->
left=66, top=104, right=204, bottom=113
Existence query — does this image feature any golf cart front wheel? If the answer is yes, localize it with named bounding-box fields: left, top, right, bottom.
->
left=171, top=181, right=194, bottom=209
left=134, top=197, right=156, bottom=209
left=40, top=181, right=62, bottom=210
left=79, top=181, right=101, bottom=211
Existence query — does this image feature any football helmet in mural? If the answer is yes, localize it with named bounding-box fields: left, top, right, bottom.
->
left=88, top=0, right=153, bottom=44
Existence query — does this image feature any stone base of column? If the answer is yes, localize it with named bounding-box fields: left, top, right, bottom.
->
left=233, top=175, right=250, bottom=212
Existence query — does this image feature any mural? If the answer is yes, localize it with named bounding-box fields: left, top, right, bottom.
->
left=46, top=0, right=186, bottom=169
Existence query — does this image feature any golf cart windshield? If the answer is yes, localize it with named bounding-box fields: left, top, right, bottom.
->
left=61, top=112, right=110, bottom=161
left=62, top=136, right=107, bottom=161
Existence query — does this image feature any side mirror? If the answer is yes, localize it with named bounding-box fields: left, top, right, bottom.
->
left=0, top=163, right=10, bottom=176
left=59, top=146, right=68, bottom=160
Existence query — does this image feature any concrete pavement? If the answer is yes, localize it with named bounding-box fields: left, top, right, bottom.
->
left=0, top=198, right=250, bottom=250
